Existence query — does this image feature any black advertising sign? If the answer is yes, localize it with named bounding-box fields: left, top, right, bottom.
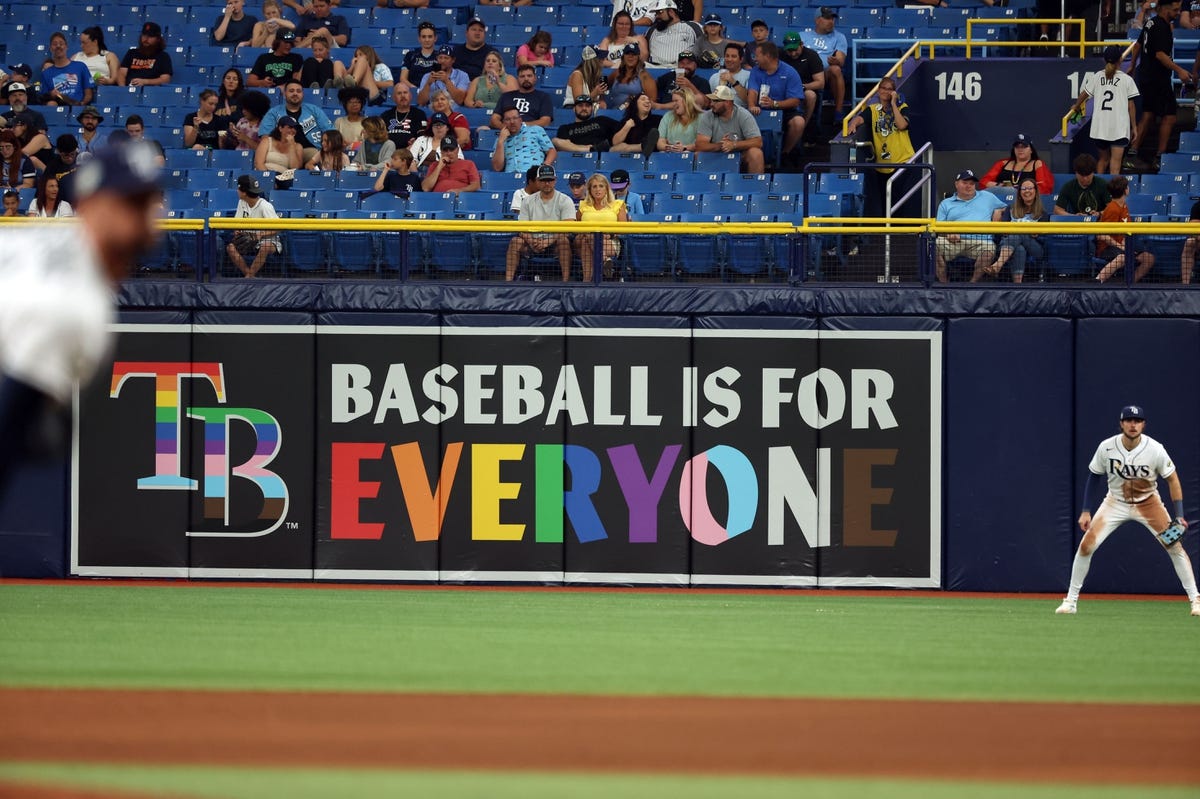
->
left=75, top=323, right=941, bottom=587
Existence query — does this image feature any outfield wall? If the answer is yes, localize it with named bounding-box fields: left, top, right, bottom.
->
left=2, top=284, right=1198, bottom=593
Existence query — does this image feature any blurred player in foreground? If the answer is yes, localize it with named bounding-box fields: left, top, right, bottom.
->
left=0, top=141, right=162, bottom=498
left=1057, top=405, right=1197, bottom=616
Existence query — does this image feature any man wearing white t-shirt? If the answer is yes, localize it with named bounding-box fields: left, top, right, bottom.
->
left=226, top=174, right=281, bottom=278
left=506, top=164, right=576, bottom=281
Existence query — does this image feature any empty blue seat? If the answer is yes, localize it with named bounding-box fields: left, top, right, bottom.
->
left=700, top=194, right=751, bottom=216
left=456, top=192, right=507, bottom=215
left=270, top=190, right=317, bottom=213
left=313, top=190, right=359, bottom=212
left=166, top=189, right=206, bottom=211
left=406, top=192, right=456, bottom=216
left=749, top=194, right=798, bottom=216
left=210, top=149, right=255, bottom=170
left=1134, top=173, right=1188, bottom=195
left=205, top=189, right=240, bottom=213
left=360, top=192, right=407, bottom=213
left=1125, top=194, right=1169, bottom=217
left=692, top=152, right=741, bottom=172
left=673, top=172, right=722, bottom=193
left=286, top=230, right=331, bottom=273
left=187, top=168, right=235, bottom=189
left=338, top=171, right=382, bottom=192
left=292, top=170, right=339, bottom=191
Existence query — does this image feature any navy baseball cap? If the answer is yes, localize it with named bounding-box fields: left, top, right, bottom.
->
left=1103, top=45, right=1123, bottom=64
left=567, top=171, right=586, bottom=186
left=236, top=173, right=264, bottom=196
left=276, top=116, right=299, bottom=129
left=466, top=16, right=486, bottom=28
left=436, top=45, right=454, bottom=57
left=73, top=141, right=163, bottom=201
left=702, top=12, right=723, bottom=25
left=610, top=169, right=630, bottom=189
left=1119, top=405, right=1146, bottom=421
left=7, top=63, right=33, bottom=78
left=955, top=169, right=978, bottom=182
left=429, top=112, right=450, bottom=126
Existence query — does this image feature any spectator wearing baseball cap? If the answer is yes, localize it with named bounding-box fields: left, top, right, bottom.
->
left=117, top=22, right=174, bottom=87
left=646, top=0, right=701, bottom=67
left=695, top=84, right=765, bottom=173
left=800, top=7, right=848, bottom=119
left=400, top=22, right=440, bottom=91
left=609, top=168, right=644, bottom=217
left=697, top=13, right=731, bottom=67
left=654, top=50, right=705, bottom=110
left=746, top=19, right=771, bottom=68
left=552, top=95, right=621, bottom=154
left=603, top=44, right=657, bottom=111
left=2, top=79, right=48, bottom=134
left=779, top=33, right=825, bottom=124
left=409, top=111, right=463, bottom=170
left=39, top=134, right=82, bottom=206
left=566, top=171, right=588, bottom=203
left=452, top=17, right=497, bottom=82
left=248, top=29, right=302, bottom=88
left=506, top=164, right=577, bottom=282
left=934, top=169, right=1007, bottom=283
left=417, top=46, right=469, bottom=109
left=421, top=135, right=480, bottom=194
left=227, top=174, right=282, bottom=279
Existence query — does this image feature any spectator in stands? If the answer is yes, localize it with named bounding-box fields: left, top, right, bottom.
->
left=800, top=7, right=848, bottom=119
left=1094, top=175, right=1155, bottom=283
left=605, top=45, right=658, bottom=111
left=74, top=27, right=121, bottom=88
left=355, top=116, right=396, bottom=168
left=694, top=85, right=764, bottom=173
left=0, top=131, right=35, bottom=189
left=2, top=189, right=20, bottom=216
left=465, top=52, right=517, bottom=112
left=117, top=22, right=174, bottom=88
left=509, top=165, right=540, bottom=214
left=297, top=0, right=351, bottom=49
left=980, top=177, right=1048, bottom=283
left=215, top=69, right=247, bottom=121
left=259, top=80, right=335, bottom=161
left=372, top=148, right=422, bottom=195
left=251, top=0, right=297, bottom=49
left=76, top=106, right=107, bottom=155
left=2, top=63, right=37, bottom=98
left=400, top=22, right=440, bottom=91
left=248, top=30, right=302, bottom=88
left=2, top=80, right=48, bottom=134
left=226, top=174, right=280, bottom=278
left=229, top=90, right=271, bottom=151
left=382, top=83, right=428, bottom=149
left=421, top=135, right=480, bottom=194
left=979, top=133, right=1054, bottom=194
left=380, top=0, right=430, bottom=8
left=780, top=33, right=825, bottom=124
left=566, top=48, right=607, bottom=109
left=10, top=116, right=52, bottom=170
left=478, top=0, right=531, bottom=6
left=306, top=128, right=350, bottom=171
left=1053, top=154, right=1110, bottom=217
left=696, top=13, right=732, bottom=66
left=301, top=37, right=350, bottom=89
left=600, top=11, right=648, bottom=67
left=1182, top=0, right=1199, bottom=26
left=183, top=91, right=222, bottom=150
left=745, top=19, right=771, bottom=68
left=409, top=112, right=463, bottom=171
left=656, top=87, right=702, bottom=152
left=934, top=169, right=1006, bottom=283
left=609, top=169, right=643, bottom=215
left=846, top=77, right=916, bottom=218
left=255, top=115, right=304, bottom=173
left=41, top=33, right=94, bottom=108
left=429, top=90, right=471, bottom=149
left=1127, top=0, right=1192, bottom=171
left=492, top=105, right=556, bottom=173
left=490, top=66, right=554, bottom=128
left=552, top=97, right=621, bottom=153
left=336, top=86, right=368, bottom=150
left=1181, top=197, right=1200, bottom=283
left=214, top=0, right=259, bottom=46
left=710, top=44, right=748, bottom=109
left=124, top=115, right=165, bottom=164
left=576, top=172, right=628, bottom=281
left=610, top=92, right=661, bottom=155
left=417, top=47, right=469, bottom=109
left=347, top=46, right=394, bottom=106
left=748, top=42, right=805, bottom=168
left=507, top=164, right=576, bottom=281
left=1070, top=46, right=1140, bottom=176
left=27, top=175, right=73, bottom=218
left=655, top=51, right=705, bottom=110
left=567, top=172, right=588, bottom=203
left=517, top=32, right=556, bottom=69
left=646, top=0, right=701, bottom=67
left=453, top=18, right=497, bottom=83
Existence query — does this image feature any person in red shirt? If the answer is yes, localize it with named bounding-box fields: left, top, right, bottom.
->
left=1095, top=175, right=1154, bottom=283
left=420, top=135, right=480, bottom=194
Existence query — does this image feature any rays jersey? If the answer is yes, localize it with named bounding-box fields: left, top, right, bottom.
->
left=1080, top=70, right=1139, bottom=142
left=1088, top=434, right=1175, bottom=504
left=0, top=225, right=114, bottom=405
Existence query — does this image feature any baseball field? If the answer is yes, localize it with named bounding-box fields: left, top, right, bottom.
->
left=1, top=581, right=1197, bottom=798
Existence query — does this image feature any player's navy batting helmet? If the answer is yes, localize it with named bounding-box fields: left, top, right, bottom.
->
left=1119, top=405, right=1145, bottom=421
left=74, top=141, right=163, bottom=201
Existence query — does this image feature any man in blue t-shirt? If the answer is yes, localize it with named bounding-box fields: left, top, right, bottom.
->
left=212, top=0, right=258, bottom=46
left=800, top=7, right=848, bottom=118
left=748, top=42, right=805, bottom=167
left=297, top=0, right=351, bottom=49
left=41, top=32, right=94, bottom=108
left=935, top=169, right=1007, bottom=283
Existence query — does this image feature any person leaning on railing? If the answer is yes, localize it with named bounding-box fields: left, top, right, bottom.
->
left=1095, top=176, right=1155, bottom=283
left=846, top=76, right=916, bottom=219
left=935, top=169, right=1006, bottom=284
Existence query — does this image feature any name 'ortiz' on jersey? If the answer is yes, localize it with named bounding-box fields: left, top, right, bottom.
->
left=1088, top=433, right=1175, bottom=504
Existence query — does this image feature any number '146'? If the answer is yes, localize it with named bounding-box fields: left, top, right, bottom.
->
left=934, top=71, right=982, bottom=101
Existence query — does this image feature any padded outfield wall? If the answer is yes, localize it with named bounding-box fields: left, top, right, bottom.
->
left=2, top=283, right=1198, bottom=593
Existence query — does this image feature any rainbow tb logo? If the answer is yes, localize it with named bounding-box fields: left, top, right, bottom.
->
left=110, top=362, right=289, bottom=538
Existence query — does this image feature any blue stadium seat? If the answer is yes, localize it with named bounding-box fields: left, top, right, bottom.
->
left=406, top=191, right=456, bottom=216
left=1166, top=193, right=1191, bottom=215
left=164, top=148, right=211, bottom=168
left=360, top=192, right=407, bottom=213
left=700, top=194, right=751, bottom=216
left=513, top=5, right=558, bottom=26
left=270, top=190, right=317, bottom=213
left=491, top=24, right=538, bottom=46
left=655, top=193, right=703, bottom=215
left=428, top=232, right=476, bottom=274
left=292, top=170, right=339, bottom=191
left=985, top=186, right=1017, bottom=207
left=205, top=189, right=240, bottom=213
left=286, top=231, right=331, bottom=273
left=595, top=152, right=645, bottom=173
left=313, top=191, right=360, bottom=213
left=768, top=173, right=806, bottom=194
left=1044, top=216, right=1096, bottom=278
left=166, top=189, right=206, bottom=211
left=1179, top=131, right=1200, bottom=153
left=644, top=151, right=694, bottom=173
left=187, top=168, right=234, bottom=189
left=1134, top=173, right=1188, bottom=195
left=623, top=234, right=674, bottom=279
left=338, top=171, right=382, bottom=192
left=1125, top=194, right=1169, bottom=217
left=673, top=172, right=722, bottom=193
left=471, top=5, right=516, bottom=28
left=210, top=149, right=255, bottom=170
left=692, top=152, right=741, bottom=173
left=749, top=194, right=798, bottom=216
left=330, top=211, right=382, bottom=273
left=456, top=192, right=507, bottom=215
left=480, top=172, right=526, bottom=194
left=628, top=172, right=673, bottom=194
left=161, top=168, right=189, bottom=191
left=141, top=85, right=190, bottom=105
left=724, top=173, right=771, bottom=194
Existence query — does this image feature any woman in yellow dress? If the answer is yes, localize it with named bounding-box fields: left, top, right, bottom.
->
left=576, top=173, right=628, bottom=281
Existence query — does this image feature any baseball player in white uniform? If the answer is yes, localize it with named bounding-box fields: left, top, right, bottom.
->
left=1057, top=405, right=1198, bottom=616
left=0, top=141, right=163, bottom=498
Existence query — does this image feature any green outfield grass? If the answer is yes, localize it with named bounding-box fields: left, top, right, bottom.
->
left=1, top=583, right=1198, bottom=703
left=1, top=763, right=1198, bottom=799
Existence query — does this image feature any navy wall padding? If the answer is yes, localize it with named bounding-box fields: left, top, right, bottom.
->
left=0, top=460, right=68, bottom=578
left=945, top=318, right=1075, bottom=592
left=1072, top=319, right=1200, bottom=595
left=317, top=312, right=440, bottom=327
left=820, top=316, right=943, bottom=331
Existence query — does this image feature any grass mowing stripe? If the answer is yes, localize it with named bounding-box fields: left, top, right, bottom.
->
left=1, top=585, right=1197, bottom=702
left=1, top=763, right=1197, bottom=799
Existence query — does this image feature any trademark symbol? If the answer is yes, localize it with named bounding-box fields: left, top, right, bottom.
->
left=286, top=522, right=300, bottom=530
